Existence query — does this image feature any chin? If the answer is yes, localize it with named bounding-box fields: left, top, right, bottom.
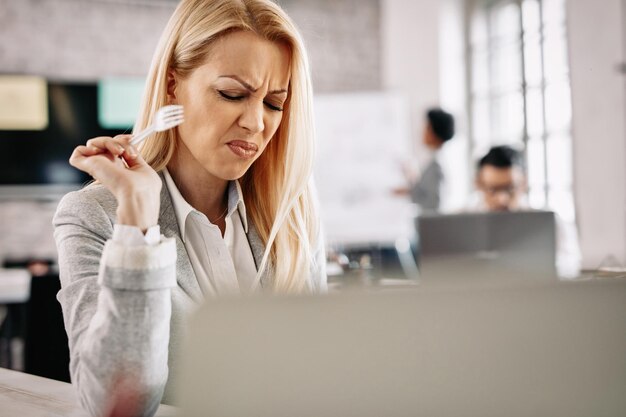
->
left=217, top=165, right=252, bottom=181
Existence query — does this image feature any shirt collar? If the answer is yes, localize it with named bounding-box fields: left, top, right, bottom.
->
left=227, top=179, right=248, bottom=233
left=163, top=168, right=249, bottom=242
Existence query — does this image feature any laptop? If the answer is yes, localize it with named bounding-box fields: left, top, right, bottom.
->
left=416, top=211, right=557, bottom=287
left=177, top=279, right=626, bottom=417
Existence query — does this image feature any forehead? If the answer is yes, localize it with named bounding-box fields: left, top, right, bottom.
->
left=197, top=30, right=291, bottom=88
left=479, top=165, right=522, bottom=184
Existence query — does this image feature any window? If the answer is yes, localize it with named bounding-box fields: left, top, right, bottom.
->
left=467, top=0, right=575, bottom=222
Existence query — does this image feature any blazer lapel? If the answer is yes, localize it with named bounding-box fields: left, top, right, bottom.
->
left=158, top=173, right=204, bottom=303
left=157, top=171, right=270, bottom=294
left=246, top=220, right=271, bottom=289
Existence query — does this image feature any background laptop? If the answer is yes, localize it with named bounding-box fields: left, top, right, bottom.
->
left=177, top=279, right=626, bottom=417
left=416, top=211, right=556, bottom=288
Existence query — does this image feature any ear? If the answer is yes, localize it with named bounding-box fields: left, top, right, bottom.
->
left=166, top=69, right=178, bottom=103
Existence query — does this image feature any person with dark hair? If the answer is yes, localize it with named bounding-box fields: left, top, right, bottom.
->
left=394, top=107, right=455, bottom=212
left=471, top=145, right=582, bottom=278
left=427, top=108, right=456, bottom=144
left=478, top=144, right=522, bottom=168
left=475, top=145, right=525, bottom=211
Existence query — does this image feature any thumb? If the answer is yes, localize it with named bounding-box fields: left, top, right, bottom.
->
left=121, top=145, right=149, bottom=169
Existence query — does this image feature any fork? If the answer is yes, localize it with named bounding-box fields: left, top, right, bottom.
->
left=129, top=105, right=184, bottom=147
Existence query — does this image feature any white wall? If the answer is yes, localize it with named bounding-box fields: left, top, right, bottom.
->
left=381, top=0, right=441, bottom=165
left=0, top=0, right=380, bottom=92
left=438, top=0, right=471, bottom=211
left=381, top=0, right=471, bottom=212
left=568, top=0, right=626, bottom=268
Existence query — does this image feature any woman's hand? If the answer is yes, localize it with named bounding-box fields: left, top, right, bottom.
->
left=69, top=135, right=162, bottom=232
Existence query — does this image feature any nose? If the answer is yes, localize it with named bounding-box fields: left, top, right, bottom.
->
left=238, top=101, right=264, bottom=134
left=495, top=191, right=511, bottom=209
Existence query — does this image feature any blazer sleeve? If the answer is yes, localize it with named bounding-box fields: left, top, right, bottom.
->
left=53, top=189, right=177, bottom=417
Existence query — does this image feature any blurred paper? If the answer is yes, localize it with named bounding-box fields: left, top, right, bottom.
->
left=313, top=92, right=414, bottom=245
left=0, top=76, right=48, bottom=130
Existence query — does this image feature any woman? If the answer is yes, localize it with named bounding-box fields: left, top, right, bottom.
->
left=53, top=0, right=327, bottom=415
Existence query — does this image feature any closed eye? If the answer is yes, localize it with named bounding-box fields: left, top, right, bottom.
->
left=219, top=90, right=283, bottom=112
left=264, top=101, right=283, bottom=112
left=219, top=91, right=244, bottom=101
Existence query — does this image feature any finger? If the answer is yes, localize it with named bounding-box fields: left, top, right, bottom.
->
left=121, top=144, right=147, bottom=169
left=103, top=140, right=126, bottom=157
left=70, top=146, right=103, bottom=172
left=72, top=145, right=102, bottom=157
left=85, top=136, right=115, bottom=150
left=122, top=143, right=138, bottom=159
left=69, top=147, right=100, bottom=176
left=69, top=145, right=106, bottom=168
left=87, top=135, right=131, bottom=146
left=73, top=152, right=128, bottom=183
left=71, top=139, right=125, bottom=169
left=113, top=135, right=137, bottom=159
left=113, top=134, right=133, bottom=150
left=113, top=134, right=133, bottom=143
left=84, top=137, right=127, bottom=157
left=69, top=146, right=87, bottom=169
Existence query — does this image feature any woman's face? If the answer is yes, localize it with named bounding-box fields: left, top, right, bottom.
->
left=170, top=30, right=291, bottom=181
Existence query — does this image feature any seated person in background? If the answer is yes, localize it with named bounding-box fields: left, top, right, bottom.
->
left=394, top=108, right=455, bottom=212
left=470, top=145, right=582, bottom=279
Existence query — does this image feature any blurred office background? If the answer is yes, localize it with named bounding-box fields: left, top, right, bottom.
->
left=0, top=0, right=624, bottom=376
left=0, top=0, right=623, bottom=270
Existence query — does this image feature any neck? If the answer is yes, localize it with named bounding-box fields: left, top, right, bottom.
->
left=167, top=153, right=229, bottom=222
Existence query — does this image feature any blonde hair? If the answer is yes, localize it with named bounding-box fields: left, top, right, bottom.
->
left=134, top=0, right=320, bottom=293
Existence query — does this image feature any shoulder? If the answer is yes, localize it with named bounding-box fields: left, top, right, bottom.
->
left=53, top=183, right=118, bottom=233
left=423, top=159, right=443, bottom=177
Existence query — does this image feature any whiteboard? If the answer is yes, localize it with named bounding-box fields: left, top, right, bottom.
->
left=313, top=91, right=416, bottom=246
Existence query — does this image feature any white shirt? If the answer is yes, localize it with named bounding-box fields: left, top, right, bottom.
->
left=112, top=169, right=258, bottom=296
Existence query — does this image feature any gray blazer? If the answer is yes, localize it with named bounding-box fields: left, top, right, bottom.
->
left=53, top=176, right=326, bottom=417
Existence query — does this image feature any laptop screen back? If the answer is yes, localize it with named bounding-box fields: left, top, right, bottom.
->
left=416, top=211, right=556, bottom=286
left=177, top=280, right=626, bottom=417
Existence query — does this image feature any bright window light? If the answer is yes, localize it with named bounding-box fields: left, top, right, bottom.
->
left=468, top=0, right=575, bottom=222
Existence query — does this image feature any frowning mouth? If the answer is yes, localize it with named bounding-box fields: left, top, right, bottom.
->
left=226, top=140, right=259, bottom=159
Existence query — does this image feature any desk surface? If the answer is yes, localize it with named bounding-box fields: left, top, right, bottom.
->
left=0, top=367, right=177, bottom=417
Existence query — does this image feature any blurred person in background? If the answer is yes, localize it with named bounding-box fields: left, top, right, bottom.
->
left=394, top=108, right=455, bottom=213
left=473, top=145, right=525, bottom=212
left=470, top=145, right=582, bottom=279
left=53, top=0, right=326, bottom=415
